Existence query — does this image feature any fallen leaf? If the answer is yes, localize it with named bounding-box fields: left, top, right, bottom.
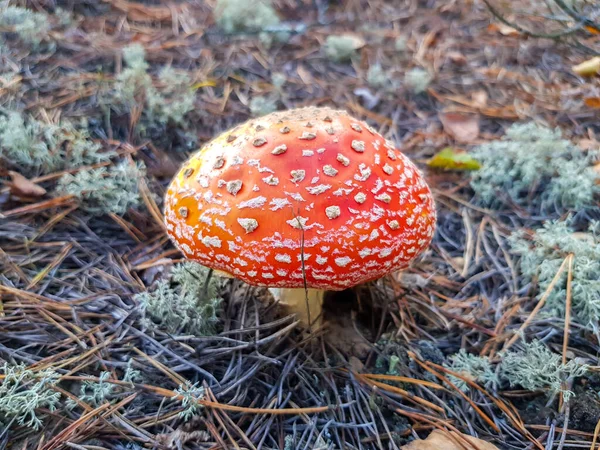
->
left=577, top=139, right=599, bottom=151
left=471, top=90, right=488, bottom=108
left=573, top=57, right=600, bottom=77
left=584, top=97, right=600, bottom=108
left=439, top=112, right=480, bottom=143
left=8, top=171, right=46, bottom=198
left=428, top=147, right=481, bottom=171
left=402, top=429, right=499, bottom=450
left=447, top=51, right=467, bottom=65
left=487, top=23, right=519, bottom=36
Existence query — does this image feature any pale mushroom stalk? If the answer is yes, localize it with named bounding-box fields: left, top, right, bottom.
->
left=268, top=287, right=324, bottom=328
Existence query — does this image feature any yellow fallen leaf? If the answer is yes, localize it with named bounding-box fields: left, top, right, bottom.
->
left=402, top=429, right=499, bottom=450
left=428, top=147, right=481, bottom=171
left=191, top=79, right=217, bottom=90
left=572, top=57, right=600, bottom=77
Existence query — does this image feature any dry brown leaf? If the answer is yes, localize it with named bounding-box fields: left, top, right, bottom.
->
left=572, top=57, right=600, bottom=77
left=439, top=112, right=480, bottom=143
left=584, top=97, right=600, bottom=109
left=471, top=90, right=488, bottom=108
left=8, top=171, right=46, bottom=198
left=447, top=51, right=467, bottom=65
left=487, top=23, right=519, bottom=36
left=402, top=429, right=499, bottom=450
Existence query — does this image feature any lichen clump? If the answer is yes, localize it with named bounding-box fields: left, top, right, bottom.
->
left=324, top=35, right=362, bottom=62
left=56, top=161, right=145, bottom=216
left=444, top=349, right=498, bottom=391
left=0, top=6, right=50, bottom=47
left=112, top=44, right=195, bottom=129
left=445, top=341, right=588, bottom=400
left=404, top=67, right=432, bottom=94
left=0, top=112, right=111, bottom=177
left=0, top=364, right=60, bottom=430
left=470, top=122, right=600, bottom=210
left=499, top=340, right=588, bottom=400
left=136, top=261, right=222, bottom=336
left=214, top=0, right=280, bottom=34
left=510, top=219, right=600, bottom=330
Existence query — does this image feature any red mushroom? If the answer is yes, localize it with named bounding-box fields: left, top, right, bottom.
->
left=164, top=106, right=436, bottom=327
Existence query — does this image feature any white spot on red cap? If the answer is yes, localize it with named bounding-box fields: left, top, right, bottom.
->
left=237, top=218, right=258, bottom=233
left=238, top=196, right=267, bottom=209
left=325, top=206, right=341, bottom=219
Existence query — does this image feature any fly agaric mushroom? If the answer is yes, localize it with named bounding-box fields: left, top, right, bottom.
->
left=164, top=106, right=436, bottom=328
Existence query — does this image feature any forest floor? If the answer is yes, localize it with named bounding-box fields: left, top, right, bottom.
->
left=1, top=0, right=600, bottom=449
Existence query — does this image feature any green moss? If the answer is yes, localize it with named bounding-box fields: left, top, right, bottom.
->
left=136, top=261, right=223, bottom=336
left=510, top=218, right=600, bottom=330
left=55, top=161, right=145, bottom=216
left=470, top=122, right=600, bottom=210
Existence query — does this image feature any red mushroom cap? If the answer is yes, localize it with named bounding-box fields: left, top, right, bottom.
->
left=164, top=107, right=436, bottom=290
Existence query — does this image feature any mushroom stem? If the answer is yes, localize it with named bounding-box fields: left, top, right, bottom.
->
left=268, top=288, right=324, bottom=330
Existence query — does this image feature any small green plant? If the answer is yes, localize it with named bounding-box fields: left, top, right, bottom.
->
left=404, top=67, right=432, bottom=94
left=0, top=6, right=50, bottom=47
left=324, top=35, right=362, bottom=63
left=137, top=261, right=222, bottom=336
left=0, top=111, right=112, bottom=177
left=173, top=381, right=205, bottom=421
left=444, top=349, right=498, bottom=392
left=470, top=122, right=600, bottom=210
left=0, top=363, right=60, bottom=430
left=499, top=340, right=588, bottom=401
left=55, top=161, right=145, bottom=216
left=510, top=218, right=600, bottom=330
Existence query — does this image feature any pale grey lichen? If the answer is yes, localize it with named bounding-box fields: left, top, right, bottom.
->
left=136, top=261, right=222, bottom=336
left=404, top=67, right=432, bottom=94
left=0, top=363, right=60, bottom=430
left=213, top=0, right=289, bottom=46
left=470, top=122, right=600, bottom=210
left=0, top=6, right=50, bottom=47
left=367, top=63, right=388, bottom=89
left=66, top=371, right=114, bottom=409
left=498, top=340, right=588, bottom=401
left=55, top=161, right=145, bottom=216
left=0, top=111, right=112, bottom=177
left=324, top=35, right=361, bottom=63
left=250, top=95, right=278, bottom=117
left=510, top=218, right=600, bottom=331
left=112, top=44, right=194, bottom=128
left=173, top=381, right=205, bottom=421
left=214, top=0, right=280, bottom=33
left=443, top=349, right=498, bottom=392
